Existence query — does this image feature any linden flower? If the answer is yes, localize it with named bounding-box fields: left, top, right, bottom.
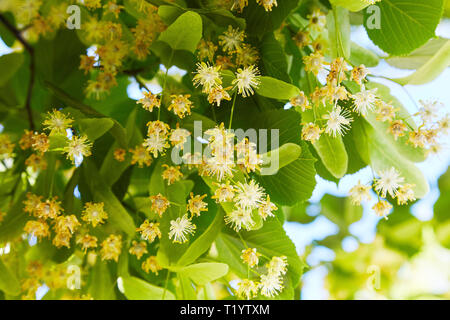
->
left=212, top=181, right=235, bottom=203
left=438, top=114, right=450, bottom=135
left=142, top=256, right=163, bottom=275
left=351, top=88, right=377, bottom=116
left=113, top=148, right=126, bottom=162
left=76, top=234, right=98, bottom=253
left=351, top=65, right=369, bottom=85
left=23, top=193, right=43, bottom=216
left=231, top=0, right=248, bottom=12
left=169, top=214, right=196, bottom=243
left=193, top=62, right=222, bottom=93
left=100, top=234, right=122, bottom=262
left=349, top=181, right=371, bottom=205
left=258, top=196, right=277, bottom=220
left=375, top=101, right=396, bottom=122
left=241, top=248, right=261, bottom=267
left=267, top=256, right=288, bottom=276
left=323, top=106, right=353, bottom=137
left=389, top=120, right=408, bottom=140
left=233, top=65, right=261, bottom=98
left=25, top=153, right=47, bottom=171
left=129, top=145, right=152, bottom=167
left=197, top=39, right=217, bottom=62
left=0, top=211, right=5, bottom=224
left=168, top=94, right=194, bottom=118
left=215, top=55, right=235, bottom=70
left=24, top=220, right=50, bottom=240
left=235, top=44, right=259, bottom=67
left=43, top=109, right=74, bottom=135
left=0, top=134, right=14, bottom=159
left=224, top=207, right=254, bottom=231
left=301, top=122, right=322, bottom=143
left=372, top=200, right=393, bottom=219
left=162, top=165, right=183, bottom=185
left=53, top=232, right=72, bottom=249
left=303, top=52, right=325, bottom=76
left=417, top=99, right=441, bottom=123
left=31, top=133, right=49, bottom=154
left=218, top=26, right=245, bottom=52
left=53, top=215, right=80, bottom=235
left=146, top=119, right=171, bottom=137
left=374, top=167, right=404, bottom=198
left=308, top=9, right=327, bottom=32
left=129, top=241, right=148, bottom=260
left=82, top=202, right=108, bottom=227
left=408, top=130, right=427, bottom=148
left=36, top=198, right=63, bottom=220
left=396, top=184, right=416, bottom=205
left=79, top=54, right=96, bottom=74
left=84, top=0, right=102, bottom=10
left=150, top=194, right=170, bottom=217
left=169, top=126, right=191, bottom=149
left=204, top=154, right=235, bottom=181
left=234, top=180, right=265, bottom=210
left=325, top=85, right=348, bottom=104
left=187, top=193, right=208, bottom=218
left=137, top=91, right=160, bottom=112
left=64, top=135, right=93, bottom=164
left=137, top=220, right=162, bottom=242
left=143, top=133, right=169, bottom=158
left=208, top=85, right=232, bottom=107
left=256, top=0, right=278, bottom=11
left=19, top=130, right=34, bottom=150
left=290, top=92, right=310, bottom=112
left=236, top=279, right=259, bottom=300
left=103, top=0, right=124, bottom=18
left=259, top=273, right=283, bottom=298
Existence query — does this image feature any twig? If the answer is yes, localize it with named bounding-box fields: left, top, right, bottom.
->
left=0, top=14, right=35, bottom=130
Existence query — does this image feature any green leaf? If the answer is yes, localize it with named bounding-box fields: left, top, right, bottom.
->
left=256, top=76, right=300, bottom=100
left=359, top=119, right=429, bottom=198
left=349, top=42, right=380, bottom=67
left=242, top=0, right=299, bottom=36
left=177, top=209, right=224, bottom=266
left=320, top=194, right=363, bottom=231
left=45, top=82, right=128, bottom=148
left=259, top=33, right=291, bottom=83
left=303, top=105, right=348, bottom=178
left=260, top=143, right=302, bottom=176
left=0, top=259, right=21, bottom=296
left=78, top=118, right=114, bottom=141
left=216, top=219, right=304, bottom=287
left=258, top=142, right=316, bottom=205
left=0, top=53, right=24, bottom=87
left=330, top=0, right=375, bottom=11
left=121, top=276, right=176, bottom=300
left=392, top=40, right=450, bottom=85
left=327, top=6, right=351, bottom=59
left=158, top=11, right=203, bottom=53
left=99, top=108, right=142, bottom=186
left=386, top=37, right=448, bottom=69
left=0, top=192, right=29, bottom=243
left=177, top=263, right=229, bottom=286
left=88, top=261, right=116, bottom=300
left=177, top=274, right=197, bottom=299
left=363, top=81, right=426, bottom=162
left=364, top=0, right=444, bottom=55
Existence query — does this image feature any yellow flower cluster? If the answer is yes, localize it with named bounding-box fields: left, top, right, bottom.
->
left=349, top=167, right=416, bottom=219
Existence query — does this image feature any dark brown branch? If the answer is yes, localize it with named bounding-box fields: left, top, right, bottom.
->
left=0, top=14, right=35, bottom=130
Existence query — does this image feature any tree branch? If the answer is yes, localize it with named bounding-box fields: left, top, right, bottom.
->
left=0, top=14, right=35, bottom=130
